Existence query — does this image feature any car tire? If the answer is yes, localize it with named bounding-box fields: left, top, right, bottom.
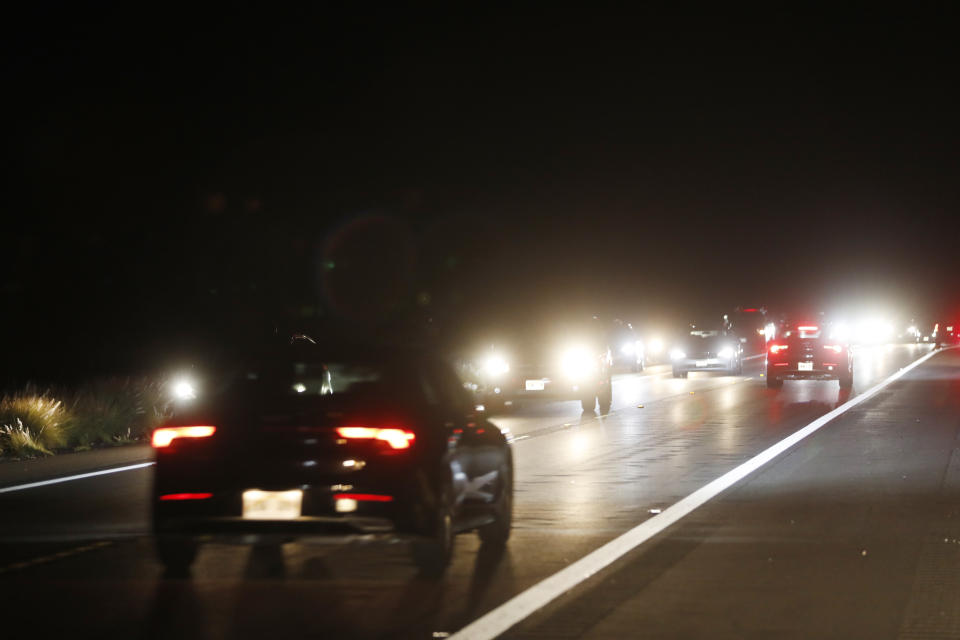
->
left=839, top=368, right=853, bottom=389
left=478, top=460, right=512, bottom=547
left=412, top=483, right=454, bottom=578
left=581, top=394, right=597, bottom=412
left=672, top=367, right=687, bottom=379
left=156, top=536, right=198, bottom=578
left=766, top=371, right=783, bottom=389
left=597, top=383, right=612, bottom=413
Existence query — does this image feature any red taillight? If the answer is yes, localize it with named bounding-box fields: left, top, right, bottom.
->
left=152, top=425, right=216, bottom=448
left=769, top=344, right=789, bottom=354
left=159, top=493, right=213, bottom=501
left=798, top=325, right=819, bottom=332
left=334, top=493, right=394, bottom=502
left=336, top=426, right=415, bottom=450
left=823, top=344, right=843, bottom=353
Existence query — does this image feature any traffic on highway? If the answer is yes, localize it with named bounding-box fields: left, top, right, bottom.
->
left=4, top=8, right=960, bottom=640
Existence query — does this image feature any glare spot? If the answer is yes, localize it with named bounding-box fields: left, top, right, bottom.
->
left=293, top=383, right=307, bottom=393
left=172, top=379, right=196, bottom=400
left=336, top=498, right=357, bottom=513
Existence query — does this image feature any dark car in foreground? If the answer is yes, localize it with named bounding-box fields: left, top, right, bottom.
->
left=669, top=321, right=743, bottom=378
left=152, top=338, right=513, bottom=577
left=765, top=321, right=852, bottom=389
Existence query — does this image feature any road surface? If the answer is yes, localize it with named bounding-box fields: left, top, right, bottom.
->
left=1, top=343, right=957, bottom=639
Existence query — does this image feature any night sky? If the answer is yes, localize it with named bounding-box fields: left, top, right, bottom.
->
left=4, top=6, right=959, bottom=383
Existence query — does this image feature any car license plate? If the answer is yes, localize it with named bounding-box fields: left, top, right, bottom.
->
left=525, top=379, right=545, bottom=391
left=798, top=362, right=813, bottom=371
left=242, top=489, right=302, bottom=520
left=695, top=360, right=708, bottom=368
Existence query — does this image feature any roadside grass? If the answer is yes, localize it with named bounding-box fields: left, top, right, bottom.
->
left=0, top=379, right=170, bottom=459
left=0, top=391, right=68, bottom=457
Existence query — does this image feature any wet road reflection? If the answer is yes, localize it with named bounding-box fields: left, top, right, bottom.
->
left=0, top=344, right=937, bottom=639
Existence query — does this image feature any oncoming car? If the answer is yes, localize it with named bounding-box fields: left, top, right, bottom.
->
left=470, top=324, right=614, bottom=413
left=765, top=321, right=852, bottom=389
left=670, top=320, right=743, bottom=378
left=152, top=338, right=513, bottom=578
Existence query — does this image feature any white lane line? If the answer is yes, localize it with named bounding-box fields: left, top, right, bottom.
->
left=0, top=462, right=155, bottom=494
left=451, top=347, right=945, bottom=640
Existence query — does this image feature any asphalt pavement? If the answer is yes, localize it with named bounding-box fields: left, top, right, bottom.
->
left=1, top=343, right=955, bottom=639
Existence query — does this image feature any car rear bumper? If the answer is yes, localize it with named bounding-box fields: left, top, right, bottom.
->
left=482, top=379, right=604, bottom=402
left=155, top=513, right=398, bottom=538
left=766, top=363, right=845, bottom=379
left=673, top=357, right=735, bottom=372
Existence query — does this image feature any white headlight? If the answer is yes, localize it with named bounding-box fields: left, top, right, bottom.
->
left=172, top=378, right=197, bottom=401
left=561, top=346, right=597, bottom=380
left=482, top=354, right=510, bottom=376
left=670, top=348, right=686, bottom=361
left=830, top=323, right=850, bottom=341
left=717, top=346, right=734, bottom=359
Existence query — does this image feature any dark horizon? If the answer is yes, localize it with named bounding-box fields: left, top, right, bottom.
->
left=4, top=7, right=959, bottom=383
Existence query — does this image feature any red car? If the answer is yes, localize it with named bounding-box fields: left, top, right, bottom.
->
left=766, top=321, right=852, bottom=389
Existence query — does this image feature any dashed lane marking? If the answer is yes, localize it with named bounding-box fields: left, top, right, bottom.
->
left=0, top=541, right=114, bottom=575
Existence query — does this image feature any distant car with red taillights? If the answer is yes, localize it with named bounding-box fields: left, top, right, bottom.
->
left=935, top=322, right=959, bottom=347
left=765, top=321, right=852, bottom=390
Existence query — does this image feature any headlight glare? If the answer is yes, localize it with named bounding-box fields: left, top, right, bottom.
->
left=482, top=354, right=510, bottom=377
left=670, top=348, right=686, bottom=361
left=561, top=346, right=597, bottom=380
left=172, top=378, right=197, bottom=401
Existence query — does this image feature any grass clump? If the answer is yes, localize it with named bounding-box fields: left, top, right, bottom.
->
left=0, top=378, right=171, bottom=459
left=65, top=378, right=168, bottom=448
left=0, top=392, right=69, bottom=457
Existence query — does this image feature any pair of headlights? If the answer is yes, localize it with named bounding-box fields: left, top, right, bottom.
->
left=481, top=346, right=600, bottom=380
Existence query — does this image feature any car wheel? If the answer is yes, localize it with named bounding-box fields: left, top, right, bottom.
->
left=156, top=536, right=198, bottom=578
left=412, top=483, right=454, bottom=578
left=672, top=367, right=687, bottom=379
left=478, top=460, right=512, bottom=547
left=597, top=383, right=612, bottom=413
left=581, top=394, right=597, bottom=412
left=839, top=368, right=853, bottom=389
left=766, top=371, right=783, bottom=389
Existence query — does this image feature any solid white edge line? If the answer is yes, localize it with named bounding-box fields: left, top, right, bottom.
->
left=450, top=346, right=946, bottom=640
left=0, top=462, right=155, bottom=494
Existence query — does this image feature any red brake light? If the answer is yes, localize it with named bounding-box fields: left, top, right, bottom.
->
left=334, top=493, right=394, bottom=502
left=152, top=425, right=216, bottom=448
left=336, top=426, right=415, bottom=450
left=823, top=344, right=843, bottom=353
left=769, top=344, right=789, bottom=354
left=798, top=325, right=819, bottom=332
left=159, top=492, right=213, bottom=501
